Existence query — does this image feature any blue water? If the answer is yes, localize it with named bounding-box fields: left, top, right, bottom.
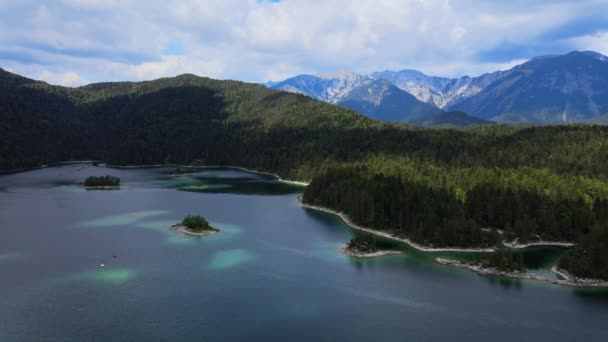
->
left=0, top=164, right=607, bottom=341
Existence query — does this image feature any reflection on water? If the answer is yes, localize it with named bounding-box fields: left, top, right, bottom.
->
left=482, top=275, right=524, bottom=291
left=158, top=168, right=303, bottom=195
left=573, top=287, right=608, bottom=301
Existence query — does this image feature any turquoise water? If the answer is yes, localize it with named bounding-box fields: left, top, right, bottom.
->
left=0, top=164, right=607, bottom=341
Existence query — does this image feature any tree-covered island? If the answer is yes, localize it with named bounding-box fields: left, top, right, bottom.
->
left=84, top=175, right=120, bottom=187
left=173, top=215, right=219, bottom=235
left=343, top=235, right=401, bottom=257
left=346, top=236, right=378, bottom=254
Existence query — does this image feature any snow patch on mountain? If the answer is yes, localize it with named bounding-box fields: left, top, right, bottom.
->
left=272, top=71, right=372, bottom=104
left=401, top=82, right=447, bottom=108
left=354, top=79, right=392, bottom=106
left=370, top=69, right=510, bottom=109
left=314, top=70, right=360, bottom=81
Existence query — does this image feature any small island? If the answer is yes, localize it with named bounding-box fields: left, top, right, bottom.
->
left=171, top=215, right=219, bottom=236
left=343, top=236, right=401, bottom=258
left=84, top=175, right=120, bottom=188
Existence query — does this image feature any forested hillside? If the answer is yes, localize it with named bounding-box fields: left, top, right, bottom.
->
left=303, top=159, right=608, bottom=248
left=1, top=69, right=608, bottom=278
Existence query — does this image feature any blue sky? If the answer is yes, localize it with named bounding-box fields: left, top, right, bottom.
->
left=1, top=0, right=607, bottom=86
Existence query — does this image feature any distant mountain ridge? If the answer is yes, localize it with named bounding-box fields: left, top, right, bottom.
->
left=268, top=51, right=608, bottom=124
left=272, top=71, right=371, bottom=104
left=370, top=69, right=508, bottom=109
left=337, top=78, right=442, bottom=122
left=452, top=51, right=608, bottom=123
left=271, top=71, right=441, bottom=122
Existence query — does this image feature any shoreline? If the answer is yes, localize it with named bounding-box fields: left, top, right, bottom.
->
left=550, top=266, right=608, bottom=287
left=188, top=165, right=310, bottom=186
left=503, top=240, right=574, bottom=248
left=317, top=194, right=604, bottom=287
left=84, top=185, right=120, bottom=190
left=108, top=163, right=311, bottom=186
left=170, top=224, right=219, bottom=236
left=340, top=245, right=402, bottom=258
left=436, top=258, right=608, bottom=288
left=300, top=200, right=577, bottom=252
left=0, top=160, right=309, bottom=186
left=300, top=201, right=496, bottom=253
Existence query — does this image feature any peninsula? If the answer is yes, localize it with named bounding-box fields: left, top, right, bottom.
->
left=342, top=235, right=401, bottom=258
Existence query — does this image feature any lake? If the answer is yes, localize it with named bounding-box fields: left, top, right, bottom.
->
left=1, top=164, right=607, bottom=341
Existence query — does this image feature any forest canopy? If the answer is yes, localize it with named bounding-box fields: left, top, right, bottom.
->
left=181, top=215, right=218, bottom=233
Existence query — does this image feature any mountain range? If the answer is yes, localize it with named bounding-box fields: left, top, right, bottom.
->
left=270, top=71, right=443, bottom=123
left=269, top=51, right=608, bottom=125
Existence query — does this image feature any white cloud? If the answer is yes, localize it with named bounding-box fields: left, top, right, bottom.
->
left=1, top=0, right=607, bottom=84
left=61, top=0, right=133, bottom=9
left=38, top=70, right=91, bottom=87
left=567, top=31, right=608, bottom=56
left=105, top=54, right=227, bottom=81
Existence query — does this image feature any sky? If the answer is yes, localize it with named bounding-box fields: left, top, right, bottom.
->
left=1, top=0, right=608, bottom=87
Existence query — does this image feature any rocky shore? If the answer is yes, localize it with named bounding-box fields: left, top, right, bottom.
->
left=436, top=258, right=608, bottom=288
left=341, top=245, right=402, bottom=258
